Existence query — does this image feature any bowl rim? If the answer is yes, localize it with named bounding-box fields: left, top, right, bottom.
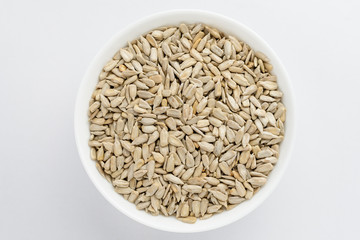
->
left=75, top=9, right=296, bottom=233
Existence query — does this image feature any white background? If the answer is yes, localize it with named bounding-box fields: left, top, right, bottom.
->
left=1, top=0, right=360, bottom=239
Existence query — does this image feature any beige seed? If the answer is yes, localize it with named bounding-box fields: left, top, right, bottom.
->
left=218, top=60, right=234, bottom=71
left=185, top=137, right=196, bottom=152
left=89, top=101, right=100, bottom=112
left=204, top=177, right=220, bottom=185
left=140, top=36, right=151, bottom=56
left=180, top=58, right=197, bottom=69
left=224, top=40, right=232, bottom=59
left=180, top=202, right=190, bottom=217
left=147, top=160, right=155, bottom=179
left=260, top=95, right=276, bottom=102
left=228, top=197, right=245, bottom=204
left=200, top=199, right=209, bottom=216
left=104, top=89, right=119, bottom=97
left=257, top=148, right=273, bottom=158
left=128, top=191, right=139, bottom=203
left=169, top=135, right=183, bottom=147
left=227, top=94, right=240, bottom=112
left=242, top=133, right=250, bottom=147
left=197, top=119, right=209, bottom=128
left=259, top=81, right=278, bottom=90
left=103, top=59, right=118, bottom=72
left=247, top=177, right=267, bottom=187
left=142, top=125, right=157, bottom=133
left=99, top=95, right=110, bottom=108
left=255, top=163, right=274, bottom=173
left=210, top=44, right=224, bottom=56
left=132, top=134, right=148, bottom=145
left=192, top=201, right=201, bottom=217
left=233, top=74, right=250, bottom=86
left=235, top=180, right=246, bottom=197
left=128, top=85, right=137, bottom=100
left=255, top=51, right=269, bottom=62
left=115, top=187, right=133, bottom=195
left=146, top=182, right=159, bottom=196
left=190, top=48, right=203, bottom=62
left=133, top=105, right=147, bottom=114
left=164, top=174, right=184, bottom=185
left=180, top=125, right=193, bottom=135
left=113, top=179, right=129, bottom=188
left=214, top=140, right=223, bottom=157
left=137, top=91, right=155, bottom=99
left=240, top=151, right=250, bottom=164
left=209, top=117, right=222, bottom=127
left=207, top=205, right=222, bottom=214
left=185, top=152, right=195, bottom=168
left=148, top=131, right=159, bottom=145
left=243, top=85, right=257, bottom=95
left=198, top=142, right=214, bottom=152
left=159, top=128, right=169, bottom=147
left=192, top=62, right=203, bottom=78
left=237, top=164, right=249, bottom=181
left=178, top=216, right=197, bottom=224
left=219, top=150, right=236, bottom=162
left=183, top=185, right=202, bottom=193
left=181, top=167, right=195, bottom=181
left=152, top=152, right=164, bottom=163
left=196, top=97, right=208, bottom=113
left=209, top=158, right=218, bottom=173
left=120, top=49, right=133, bottom=62
left=219, top=162, right=231, bottom=175
left=136, top=201, right=151, bottom=210
left=209, top=190, right=228, bottom=202
left=166, top=109, right=181, bottom=118
left=212, top=108, right=227, bottom=121
left=166, top=155, right=175, bottom=172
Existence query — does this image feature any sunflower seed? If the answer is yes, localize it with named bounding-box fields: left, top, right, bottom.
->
left=169, top=135, right=183, bottom=147
left=146, top=182, right=159, bottom=196
left=235, top=180, right=246, bottom=197
left=219, top=162, right=231, bottom=175
left=183, top=185, right=202, bottom=193
left=136, top=201, right=151, bottom=210
left=178, top=216, right=197, bottom=224
left=207, top=205, right=222, bottom=214
left=120, top=49, right=134, bottom=62
left=132, top=134, right=148, bottom=145
left=228, top=197, right=245, bottom=204
left=113, top=179, right=129, bottom=188
left=198, top=142, right=214, bottom=152
left=247, top=177, right=267, bottom=187
left=209, top=190, right=228, bottom=202
left=164, top=174, right=184, bottom=185
left=115, top=187, right=132, bottom=195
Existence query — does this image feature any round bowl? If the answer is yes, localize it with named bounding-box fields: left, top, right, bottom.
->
left=74, top=9, right=295, bottom=233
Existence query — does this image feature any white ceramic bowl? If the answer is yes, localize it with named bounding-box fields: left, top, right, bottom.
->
left=75, top=10, right=295, bottom=233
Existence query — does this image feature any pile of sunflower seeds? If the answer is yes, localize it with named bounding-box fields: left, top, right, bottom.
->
left=88, top=23, right=286, bottom=224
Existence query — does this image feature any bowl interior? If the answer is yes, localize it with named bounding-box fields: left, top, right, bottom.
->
left=75, top=10, right=295, bottom=233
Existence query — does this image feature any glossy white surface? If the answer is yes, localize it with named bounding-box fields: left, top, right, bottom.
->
left=1, top=0, right=360, bottom=239
left=75, top=10, right=295, bottom=232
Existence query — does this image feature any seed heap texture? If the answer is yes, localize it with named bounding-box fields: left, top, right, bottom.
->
left=88, top=23, right=286, bottom=223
